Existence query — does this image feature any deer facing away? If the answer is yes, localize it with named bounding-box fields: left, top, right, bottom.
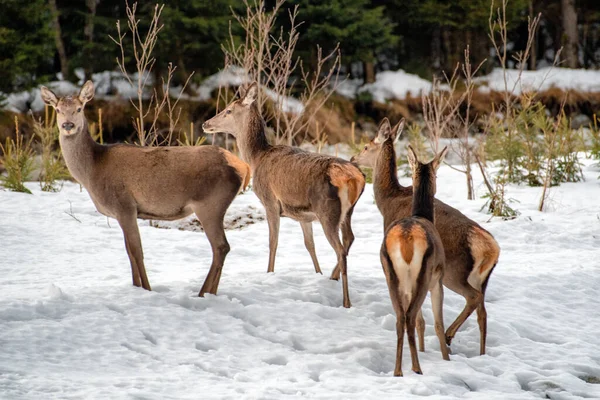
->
left=352, top=119, right=500, bottom=355
left=41, top=81, right=250, bottom=296
left=381, top=144, right=450, bottom=376
left=202, top=83, right=365, bottom=308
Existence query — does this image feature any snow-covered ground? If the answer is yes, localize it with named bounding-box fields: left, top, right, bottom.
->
left=2, top=66, right=304, bottom=115
left=337, top=67, right=600, bottom=102
left=5, top=66, right=600, bottom=115
left=1, top=156, right=600, bottom=399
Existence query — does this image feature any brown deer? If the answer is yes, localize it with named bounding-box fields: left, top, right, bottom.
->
left=352, top=118, right=500, bottom=356
left=381, top=144, right=450, bottom=376
left=202, top=83, right=365, bottom=308
left=40, top=81, right=250, bottom=296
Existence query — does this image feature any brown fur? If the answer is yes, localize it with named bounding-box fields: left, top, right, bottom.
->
left=380, top=145, right=450, bottom=376
left=221, top=148, right=251, bottom=192
left=329, top=163, right=365, bottom=206
left=203, top=83, right=365, bottom=308
left=353, top=118, right=500, bottom=355
left=469, top=227, right=500, bottom=277
left=386, top=226, right=414, bottom=265
left=41, top=81, right=248, bottom=296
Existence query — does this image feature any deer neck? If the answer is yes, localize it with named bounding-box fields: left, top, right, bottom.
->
left=411, top=167, right=435, bottom=222
left=373, top=139, right=408, bottom=204
left=237, top=107, right=272, bottom=170
left=58, top=120, right=99, bottom=187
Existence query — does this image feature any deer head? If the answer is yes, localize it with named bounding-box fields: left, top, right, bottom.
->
left=351, top=118, right=404, bottom=168
left=202, top=83, right=259, bottom=137
left=40, top=80, right=95, bottom=137
left=406, top=144, right=448, bottom=196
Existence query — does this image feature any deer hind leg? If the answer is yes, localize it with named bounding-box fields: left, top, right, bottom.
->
left=195, top=205, right=230, bottom=297
left=320, top=208, right=350, bottom=308
left=394, top=313, right=406, bottom=377
left=430, top=275, right=450, bottom=360
left=118, top=213, right=151, bottom=291
left=266, top=207, right=281, bottom=273
left=477, top=301, right=487, bottom=355
left=300, top=221, right=322, bottom=274
left=444, top=284, right=483, bottom=347
left=331, top=205, right=356, bottom=280
left=406, top=310, right=422, bottom=374
left=417, top=309, right=425, bottom=352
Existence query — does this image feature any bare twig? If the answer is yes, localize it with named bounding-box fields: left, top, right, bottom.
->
left=64, top=201, right=82, bottom=223
left=222, top=0, right=341, bottom=145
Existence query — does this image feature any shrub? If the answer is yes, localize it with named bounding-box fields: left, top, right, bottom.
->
left=32, top=106, right=69, bottom=192
left=0, top=116, right=35, bottom=193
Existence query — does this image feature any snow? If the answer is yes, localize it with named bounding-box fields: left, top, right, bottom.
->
left=475, top=67, right=600, bottom=95
left=2, top=66, right=305, bottom=115
left=336, top=67, right=600, bottom=102
left=1, top=155, right=600, bottom=399
left=358, top=70, right=433, bottom=102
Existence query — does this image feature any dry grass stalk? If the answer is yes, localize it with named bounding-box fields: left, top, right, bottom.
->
left=109, top=2, right=193, bottom=146
left=223, top=0, right=341, bottom=145
left=0, top=116, right=35, bottom=193
left=421, top=65, right=465, bottom=152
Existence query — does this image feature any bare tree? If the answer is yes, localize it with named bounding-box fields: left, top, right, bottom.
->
left=109, top=2, right=193, bottom=146
left=561, top=0, right=579, bottom=68
left=448, top=47, right=486, bottom=200
left=421, top=66, right=465, bottom=151
left=223, top=0, right=341, bottom=145
left=83, top=0, right=99, bottom=80
left=48, top=0, right=70, bottom=81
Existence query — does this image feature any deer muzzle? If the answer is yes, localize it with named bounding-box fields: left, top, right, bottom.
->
left=62, top=122, right=75, bottom=131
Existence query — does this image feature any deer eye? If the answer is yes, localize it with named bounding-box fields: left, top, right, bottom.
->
left=77, top=107, right=82, bottom=113
left=364, top=145, right=368, bottom=150
left=226, top=109, right=232, bottom=115
left=56, top=109, right=61, bottom=114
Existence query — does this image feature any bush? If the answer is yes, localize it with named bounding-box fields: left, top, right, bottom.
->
left=32, top=106, right=70, bottom=192
left=0, top=117, right=35, bottom=193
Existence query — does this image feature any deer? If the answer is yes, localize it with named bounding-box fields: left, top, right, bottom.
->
left=352, top=118, right=500, bottom=356
left=381, top=143, right=450, bottom=376
left=202, top=83, right=365, bottom=308
left=40, top=81, right=251, bottom=297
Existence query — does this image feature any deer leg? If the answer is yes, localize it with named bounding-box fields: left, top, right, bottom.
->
left=331, top=205, right=356, bottom=280
left=417, top=308, right=426, bottom=352
left=394, top=313, right=406, bottom=377
left=406, top=311, right=422, bottom=375
left=118, top=214, right=151, bottom=291
left=445, top=287, right=483, bottom=346
left=266, top=207, right=281, bottom=273
left=431, top=277, right=450, bottom=361
left=300, top=222, right=322, bottom=274
left=195, top=207, right=230, bottom=297
left=477, top=300, right=488, bottom=355
left=381, top=252, right=406, bottom=376
left=321, top=216, right=350, bottom=308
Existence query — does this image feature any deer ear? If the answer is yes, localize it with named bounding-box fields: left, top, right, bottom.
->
left=406, top=144, right=419, bottom=170
left=432, top=146, right=449, bottom=171
left=242, top=83, right=258, bottom=106
left=391, top=119, right=405, bottom=143
left=79, top=80, right=95, bottom=104
left=374, top=118, right=391, bottom=144
left=40, top=86, right=58, bottom=107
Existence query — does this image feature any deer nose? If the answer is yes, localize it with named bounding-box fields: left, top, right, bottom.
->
left=202, top=122, right=209, bottom=130
left=62, top=122, right=75, bottom=131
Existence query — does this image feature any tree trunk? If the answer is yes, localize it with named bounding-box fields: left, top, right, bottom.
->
left=363, top=61, right=375, bottom=84
left=561, top=0, right=578, bottom=68
left=83, top=0, right=98, bottom=80
left=529, top=0, right=537, bottom=70
left=48, top=0, right=70, bottom=81
left=431, top=26, right=442, bottom=71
